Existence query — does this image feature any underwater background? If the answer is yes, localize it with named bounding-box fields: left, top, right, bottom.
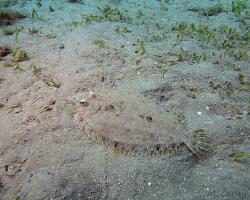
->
left=0, top=0, right=250, bottom=200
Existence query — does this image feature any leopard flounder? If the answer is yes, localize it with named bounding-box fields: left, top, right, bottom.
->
left=76, top=89, right=213, bottom=157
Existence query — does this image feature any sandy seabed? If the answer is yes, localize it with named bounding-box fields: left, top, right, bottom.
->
left=0, top=0, right=250, bottom=199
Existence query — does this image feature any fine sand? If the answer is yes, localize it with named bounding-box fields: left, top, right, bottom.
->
left=0, top=0, right=250, bottom=199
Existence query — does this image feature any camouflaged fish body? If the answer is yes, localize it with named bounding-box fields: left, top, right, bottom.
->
left=76, top=90, right=212, bottom=157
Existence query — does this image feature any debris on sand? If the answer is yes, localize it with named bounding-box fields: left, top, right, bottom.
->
left=0, top=10, right=26, bottom=26
left=0, top=45, right=11, bottom=58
